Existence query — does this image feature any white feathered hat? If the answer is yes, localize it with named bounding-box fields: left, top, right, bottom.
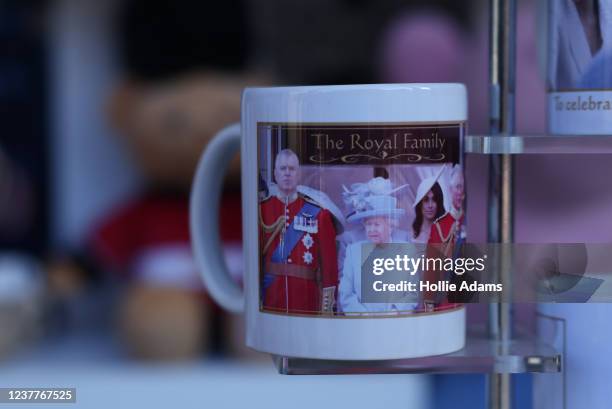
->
left=342, top=177, right=408, bottom=223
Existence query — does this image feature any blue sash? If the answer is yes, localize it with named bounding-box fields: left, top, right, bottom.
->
left=270, top=201, right=321, bottom=263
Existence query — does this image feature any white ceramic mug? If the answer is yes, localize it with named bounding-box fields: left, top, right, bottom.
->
left=190, top=84, right=467, bottom=360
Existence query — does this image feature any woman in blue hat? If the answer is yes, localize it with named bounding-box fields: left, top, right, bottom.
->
left=338, top=177, right=418, bottom=315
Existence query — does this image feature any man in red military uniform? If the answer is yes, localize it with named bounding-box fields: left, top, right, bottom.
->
left=259, top=149, right=339, bottom=315
left=429, top=165, right=465, bottom=251
left=424, top=165, right=465, bottom=310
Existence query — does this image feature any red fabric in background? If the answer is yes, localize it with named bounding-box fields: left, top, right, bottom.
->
left=90, top=190, right=242, bottom=280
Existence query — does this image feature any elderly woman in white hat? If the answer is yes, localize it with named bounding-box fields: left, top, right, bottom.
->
left=412, top=169, right=446, bottom=244
left=338, top=177, right=418, bottom=314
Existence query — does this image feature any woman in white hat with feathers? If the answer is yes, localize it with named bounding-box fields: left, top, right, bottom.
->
left=338, top=177, right=418, bottom=315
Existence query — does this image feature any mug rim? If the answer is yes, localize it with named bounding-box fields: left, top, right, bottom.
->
left=243, top=82, right=466, bottom=94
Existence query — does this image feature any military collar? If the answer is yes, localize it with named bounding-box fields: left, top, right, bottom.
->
left=450, top=206, right=463, bottom=220
left=276, top=191, right=298, bottom=204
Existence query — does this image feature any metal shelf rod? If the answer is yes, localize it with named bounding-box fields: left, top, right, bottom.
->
left=487, top=0, right=516, bottom=408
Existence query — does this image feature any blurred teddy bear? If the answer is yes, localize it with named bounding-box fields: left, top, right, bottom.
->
left=87, top=0, right=268, bottom=361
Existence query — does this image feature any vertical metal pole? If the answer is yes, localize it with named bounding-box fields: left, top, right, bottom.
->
left=488, top=0, right=515, bottom=408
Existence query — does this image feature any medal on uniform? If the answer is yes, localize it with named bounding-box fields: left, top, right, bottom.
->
left=302, top=233, right=314, bottom=249
left=294, top=212, right=318, bottom=234
left=302, top=251, right=313, bottom=264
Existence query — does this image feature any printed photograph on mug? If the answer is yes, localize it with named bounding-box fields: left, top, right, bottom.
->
left=257, top=123, right=466, bottom=317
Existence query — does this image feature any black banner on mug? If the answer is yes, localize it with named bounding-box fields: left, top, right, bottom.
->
left=259, top=123, right=462, bottom=166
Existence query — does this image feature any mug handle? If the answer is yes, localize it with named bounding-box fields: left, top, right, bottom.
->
left=190, top=123, right=244, bottom=313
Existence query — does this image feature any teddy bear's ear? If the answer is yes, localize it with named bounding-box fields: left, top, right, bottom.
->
left=107, top=82, right=139, bottom=136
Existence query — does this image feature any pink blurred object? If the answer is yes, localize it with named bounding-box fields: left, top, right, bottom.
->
left=380, top=12, right=466, bottom=84
left=379, top=6, right=546, bottom=136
